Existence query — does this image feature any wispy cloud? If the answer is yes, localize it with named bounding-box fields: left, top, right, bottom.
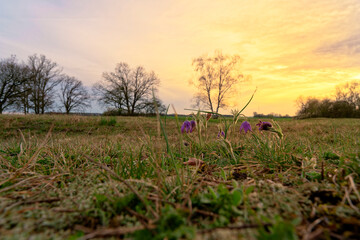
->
left=316, top=34, right=360, bottom=56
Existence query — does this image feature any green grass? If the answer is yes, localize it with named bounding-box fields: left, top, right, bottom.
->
left=0, top=115, right=359, bottom=239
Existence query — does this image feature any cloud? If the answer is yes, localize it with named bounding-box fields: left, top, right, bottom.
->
left=315, top=34, right=360, bottom=55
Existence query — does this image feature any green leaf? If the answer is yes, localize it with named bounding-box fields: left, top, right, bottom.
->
left=208, top=186, right=218, bottom=199
left=305, top=171, right=321, bottom=181
left=217, top=184, right=228, bottom=195
left=245, top=185, right=255, bottom=195
left=231, top=189, right=243, bottom=206
left=323, top=152, right=340, bottom=160
left=220, top=168, right=227, bottom=181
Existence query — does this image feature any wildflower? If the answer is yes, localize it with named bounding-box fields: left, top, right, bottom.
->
left=240, top=121, right=252, bottom=133
left=256, top=120, right=283, bottom=139
left=190, top=120, right=196, bottom=133
left=217, top=131, right=225, bottom=138
left=206, top=113, right=212, bottom=121
left=256, top=120, right=272, bottom=131
left=181, top=120, right=191, bottom=133
left=181, top=120, right=196, bottom=133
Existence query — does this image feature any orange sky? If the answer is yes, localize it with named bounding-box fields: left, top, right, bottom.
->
left=0, top=0, right=359, bottom=115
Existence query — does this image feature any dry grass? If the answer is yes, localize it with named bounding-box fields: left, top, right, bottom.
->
left=0, top=115, right=359, bottom=239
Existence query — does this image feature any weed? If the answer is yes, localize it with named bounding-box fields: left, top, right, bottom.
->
left=133, top=205, right=195, bottom=240
left=99, top=117, right=117, bottom=126
left=192, top=184, right=254, bottom=227
left=256, top=216, right=300, bottom=240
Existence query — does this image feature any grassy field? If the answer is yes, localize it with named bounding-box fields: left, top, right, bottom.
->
left=0, top=114, right=359, bottom=240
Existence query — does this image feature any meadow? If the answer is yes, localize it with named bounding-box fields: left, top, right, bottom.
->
left=0, top=114, right=359, bottom=240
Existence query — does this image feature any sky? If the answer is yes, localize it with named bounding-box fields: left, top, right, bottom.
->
left=0, top=0, right=359, bottom=116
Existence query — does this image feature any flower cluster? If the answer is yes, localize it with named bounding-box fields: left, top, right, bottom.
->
left=181, top=118, right=283, bottom=139
left=181, top=120, right=196, bottom=133
left=238, top=120, right=282, bottom=138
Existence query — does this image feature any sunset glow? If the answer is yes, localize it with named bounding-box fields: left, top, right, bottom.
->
left=1, top=0, right=359, bottom=115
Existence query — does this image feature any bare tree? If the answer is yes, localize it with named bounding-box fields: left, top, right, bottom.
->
left=140, top=96, right=167, bottom=115
left=191, top=50, right=244, bottom=114
left=93, top=79, right=125, bottom=112
left=0, top=56, right=29, bottom=113
left=27, top=54, right=62, bottom=114
left=59, top=75, right=90, bottom=114
left=14, top=82, right=32, bottom=114
left=95, top=62, right=160, bottom=115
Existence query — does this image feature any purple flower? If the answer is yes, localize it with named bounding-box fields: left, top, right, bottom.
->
left=181, top=120, right=196, bottom=133
left=256, top=120, right=272, bottom=131
left=181, top=120, right=191, bottom=133
left=217, top=131, right=225, bottom=138
left=190, top=120, right=196, bottom=133
left=240, top=121, right=252, bottom=134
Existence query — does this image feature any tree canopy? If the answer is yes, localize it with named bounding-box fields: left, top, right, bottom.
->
left=0, top=56, right=29, bottom=113
left=0, top=54, right=91, bottom=114
left=59, top=75, right=90, bottom=114
left=296, top=81, right=360, bottom=118
left=191, top=50, right=244, bottom=115
left=93, top=62, right=161, bottom=115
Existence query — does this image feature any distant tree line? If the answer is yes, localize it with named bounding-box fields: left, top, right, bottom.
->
left=296, top=81, right=360, bottom=118
left=0, top=54, right=165, bottom=115
left=253, top=112, right=291, bottom=118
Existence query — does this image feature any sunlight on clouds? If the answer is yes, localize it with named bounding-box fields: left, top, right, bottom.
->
left=0, top=0, right=359, bottom=115
left=352, top=74, right=360, bottom=80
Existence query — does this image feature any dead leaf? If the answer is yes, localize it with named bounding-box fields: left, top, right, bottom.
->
left=183, top=158, right=204, bottom=166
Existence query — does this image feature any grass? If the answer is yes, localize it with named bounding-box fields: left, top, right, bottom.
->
left=0, top=114, right=359, bottom=239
